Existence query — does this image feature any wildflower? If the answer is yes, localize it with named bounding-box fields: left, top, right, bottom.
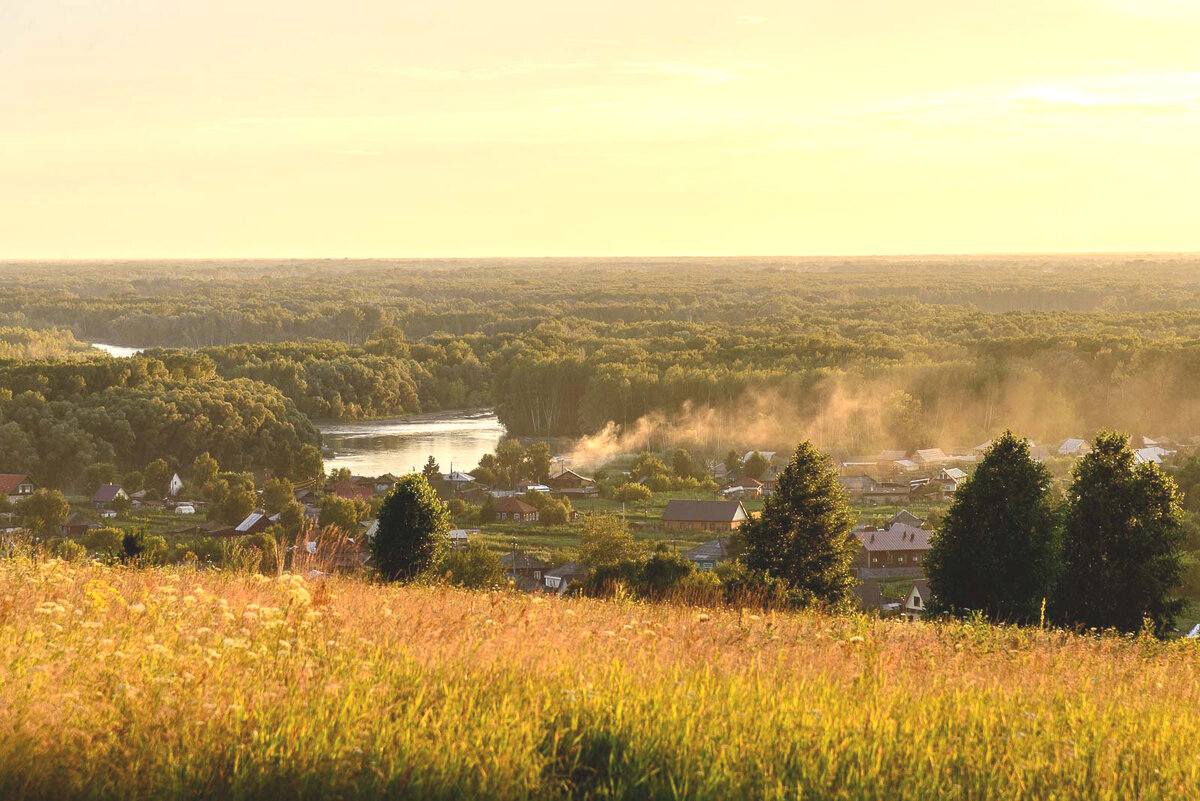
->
left=696, top=613, right=711, bottom=623
left=129, top=603, right=146, bottom=614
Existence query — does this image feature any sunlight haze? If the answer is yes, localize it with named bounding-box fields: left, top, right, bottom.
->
left=3, top=0, right=1199, bottom=257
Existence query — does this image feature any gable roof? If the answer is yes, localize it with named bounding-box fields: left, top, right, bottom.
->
left=0, top=474, right=31, bottom=495
left=1058, top=438, right=1089, bottom=455
left=234, top=511, right=280, bottom=533
left=500, top=551, right=552, bottom=570
left=887, top=510, right=924, bottom=528
left=856, top=523, right=932, bottom=552
left=92, top=484, right=125, bottom=504
left=493, top=497, right=538, bottom=514
left=548, top=468, right=594, bottom=483
left=662, top=500, right=747, bottom=523
left=914, top=448, right=947, bottom=462
left=682, top=538, right=733, bottom=562
left=941, top=467, right=967, bottom=481
left=545, top=561, right=587, bottom=580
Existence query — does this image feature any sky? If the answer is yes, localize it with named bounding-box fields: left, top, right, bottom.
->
left=2, top=0, right=1199, bottom=258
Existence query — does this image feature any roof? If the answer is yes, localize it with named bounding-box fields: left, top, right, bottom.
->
left=853, top=580, right=887, bottom=610
left=63, top=511, right=95, bottom=527
left=743, top=451, right=776, bottom=464
left=548, top=468, right=594, bottom=483
left=545, top=561, right=587, bottom=580
left=856, top=523, right=932, bottom=552
left=92, top=484, right=125, bottom=504
left=942, top=467, right=967, bottom=481
left=662, top=500, right=748, bottom=523
left=683, top=538, right=733, bottom=562
left=500, top=551, right=552, bottom=570
left=234, top=511, right=279, bottom=533
left=0, top=474, right=31, bottom=495
left=493, top=497, right=538, bottom=514
left=444, top=471, right=476, bottom=482
left=894, top=459, right=919, bottom=469
left=1059, top=438, right=1088, bottom=454
left=907, top=579, right=931, bottom=607
left=1134, top=447, right=1167, bottom=465
left=915, top=448, right=947, bottom=462
left=887, top=510, right=924, bottom=528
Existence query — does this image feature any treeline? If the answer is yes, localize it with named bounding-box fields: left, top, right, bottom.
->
left=0, top=356, right=321, bottom=488
left=13, top=260, right=1200, bottom=448
left=0, top=326, right=91, bottom=360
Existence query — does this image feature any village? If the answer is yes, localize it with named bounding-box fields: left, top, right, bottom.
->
left=1, top=431, right=1185, bottom=618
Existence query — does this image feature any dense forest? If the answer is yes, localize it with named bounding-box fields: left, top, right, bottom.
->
left=6, top=257, right=1200, bottom=479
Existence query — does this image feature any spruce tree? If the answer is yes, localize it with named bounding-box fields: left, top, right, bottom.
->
left=372, top=474, right=450, bottom=581
left=926, top=431, right=1060, bottom=622
left=1057, top=431, right=1185, bottom=634
left=742, top=440, right=858, bottom=609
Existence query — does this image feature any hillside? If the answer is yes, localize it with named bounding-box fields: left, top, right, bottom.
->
left=3, top=558, right=1197, bottom=799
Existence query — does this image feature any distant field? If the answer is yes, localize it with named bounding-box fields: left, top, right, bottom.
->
left=3, top=558, right=1199, bottom=799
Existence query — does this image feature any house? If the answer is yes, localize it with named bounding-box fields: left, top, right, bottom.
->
left=493, top=497, right=539, bottom=522
left=860, top=481, right=912, bottom=506
left=374, top=473, right=400, bottom=492
left=328, top=481, right=374, bottom=503
left=448, top=529, right=477, bottom=549
left=1135, top=446, right=1170, bottom=466
left=914, top=448, right=948, bottom=467
left=515, top=482, right=551, bottom=494
left=839, top=474, right=880, bottom=496
left=544, top=562, right=587, bottom=594
left=682, top=538, right=735, bottom=571
left=168, top=473, right=184, bottom=497
left=92, top=484, right=128, bottom=509
left=742, top=450, right=776, bottom=465
left=60, top=511, right=97, bottom=538
left=0, top=474, right=36, bottom=503
left=893, top=459, right=920, bottom=473
left=853, top=523, right=932, bottom=579
left=719, top=478, right=763, bottom=499
left=1058, top=438, right=1090, bottom=457
left=904, top=579, right=931, bottom=621
left=852, top=580, right=904, bottom=615
left=972, top=440, right=994, bottom=457
left=442, top=470, right=475, bottom=486
left=938, top=467, right=968, bottom=499
left=759, top=468, right=778, bottom=494
left=887, top=510, right=924, bottom=528
left=546, top=468, right=598, bottom=497
left=232, top=511, right=279, bottom=536
left=501, top=551, right=552, bottom=588
left=662, top=500, right=749, bottom=532
left=1028, top=444, right=1051, bottom=463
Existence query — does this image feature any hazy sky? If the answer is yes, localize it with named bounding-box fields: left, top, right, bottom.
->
left=3, top=0, right=1199, bottom=257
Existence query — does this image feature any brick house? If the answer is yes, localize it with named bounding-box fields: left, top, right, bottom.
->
left=493, top=497, right=539, bottom=522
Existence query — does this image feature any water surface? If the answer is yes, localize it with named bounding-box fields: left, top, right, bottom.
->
left=317, top=409, right=505, bottom=477
left=91, top=343, right=144, bottom=358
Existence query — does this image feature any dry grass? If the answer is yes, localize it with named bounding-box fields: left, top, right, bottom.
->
left=2, top=557, right=1199, bottom=799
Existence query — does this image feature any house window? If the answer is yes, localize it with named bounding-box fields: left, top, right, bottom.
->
left=913, top=555, right=920, bottom=563
left=898, top=556, right=905, bottom=563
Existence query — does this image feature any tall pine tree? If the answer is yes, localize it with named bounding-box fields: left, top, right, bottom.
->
left=742, top=440, right=858, bottom=610
left=926, top=431, right=1061, bottom=622
left=1057, top=431, right=1185, bottom=634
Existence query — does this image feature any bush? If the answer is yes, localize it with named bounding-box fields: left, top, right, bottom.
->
left=644, top=475, right=672, bottom=493
left=50, top=538, right=87, bottom=562
left=438, top=543, right=505, bottom=589
left=541, top=499, right=571, bottom=525
left=85, top=527, right=124, bottom=557
left=613, top=483, right=652, bottom=504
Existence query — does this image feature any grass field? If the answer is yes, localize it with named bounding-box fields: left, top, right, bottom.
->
left=3, top=558, right=1200, bottom=799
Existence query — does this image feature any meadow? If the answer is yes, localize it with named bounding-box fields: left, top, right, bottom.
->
left=3, top=557, right=1199, bottom=799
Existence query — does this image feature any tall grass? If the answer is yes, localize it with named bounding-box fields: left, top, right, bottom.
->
left=2, top=557, right=1199, bottom=799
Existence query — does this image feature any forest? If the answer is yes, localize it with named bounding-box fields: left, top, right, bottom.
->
left=6, top=256, right=1200, bottom=486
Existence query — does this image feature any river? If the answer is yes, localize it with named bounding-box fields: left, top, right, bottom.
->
left=317, top=409, right=506, bottom=477
left=91, top=343, right=144, bottom=358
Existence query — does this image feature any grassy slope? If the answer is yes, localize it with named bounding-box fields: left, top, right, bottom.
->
left=3, top=560, right=1199, bottom=799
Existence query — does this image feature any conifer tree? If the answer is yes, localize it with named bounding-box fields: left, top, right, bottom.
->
left=372, top=474, right=450, bottom=581
left=1057, top=431, right=1185, bottom=634
left=926, top=431, right=1061, bottom=622
left=742, top=441, right=858, bottom=609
